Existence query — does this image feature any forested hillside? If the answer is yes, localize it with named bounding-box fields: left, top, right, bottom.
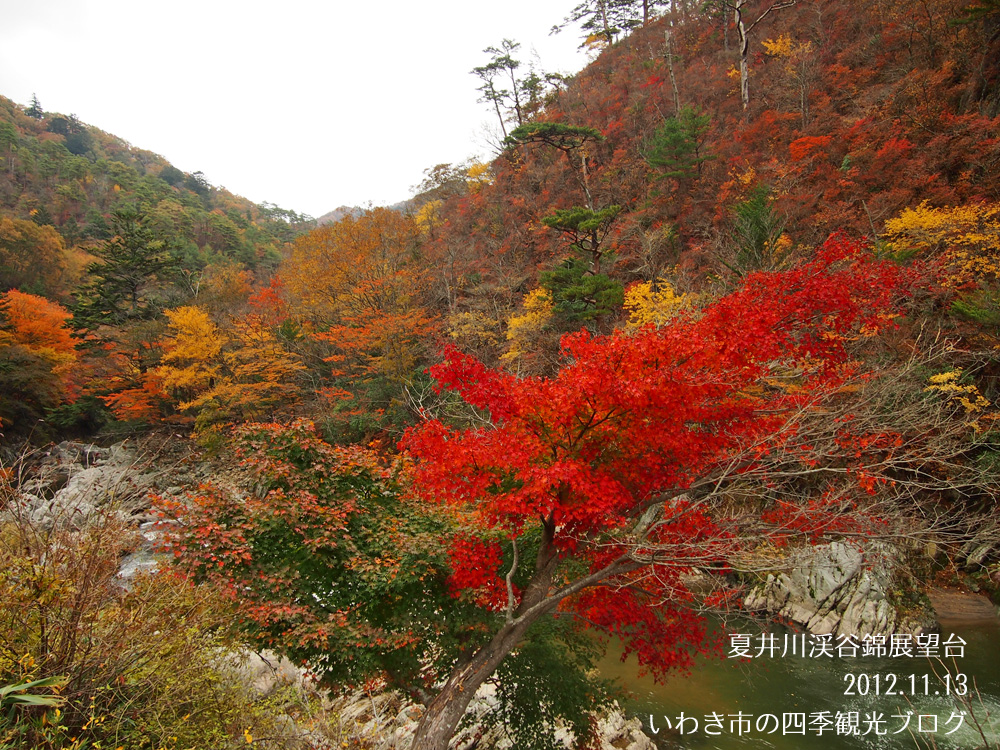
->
left=2, top=1, right=1000, bottom=748
left=0, top=94, right=312, bottom=439
left=421, top=0, right=1000, bottom=369
left=2, top=0, right=998, bottom=443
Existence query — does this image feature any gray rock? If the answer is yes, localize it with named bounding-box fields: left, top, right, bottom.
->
left=745, top=541, right=935, bottom=637
left=33, top=443, right=159, bottom=530
left=228, top=649, right=309, bottom=697
left=325, top=685, right=655, bottom=750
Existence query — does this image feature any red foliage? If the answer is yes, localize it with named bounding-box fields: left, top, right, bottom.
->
left=403, top=237, right=908, bottom=678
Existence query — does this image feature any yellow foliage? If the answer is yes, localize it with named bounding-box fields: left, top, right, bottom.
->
left=925, top=369, right=992, bottom=417
left=202, top=263, right=254, bottom=313
left=415, top=200, right=444, bottom=235
left=466, top=162, right=492, bottom=192
left=448, top=310, right=501, bottom=348
left=623, top=280, right=693, bottom=331
left=584, top=33, right=610, bottom=50
left=502, top=289, right=554, bottom=363
left=158, top=306, right=224, bottom=395
left=157, top=307, right=303, bottom=425
left=283, top=209, right=435, bottom=385
left=763, top=34, right=813, bottom=64
left=762, top=34, right=795, bottom=57
left=734, top=165, right=757, bottom=186
left=883, top=201, right=1000, bottom=289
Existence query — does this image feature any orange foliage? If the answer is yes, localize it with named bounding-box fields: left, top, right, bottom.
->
left=284, top=208, right=438, bottom=384
left=101, top=370, right=167, bottom=422
left=0, top=289, right=76, bottom=355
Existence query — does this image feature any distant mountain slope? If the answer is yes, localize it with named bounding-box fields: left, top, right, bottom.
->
left=316, top=205, right=363, bottom=225
left=0, top=94, right=313, bottom=298
left=316, top=199, right=413, bottom=225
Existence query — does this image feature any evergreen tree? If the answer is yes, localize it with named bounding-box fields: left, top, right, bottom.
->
left=642, top=106, right=713, bottom=180
left=552, top=0, right=667, bottom=46
left=72, top=205, right=181, bottom=332
left=539, top=257, right=624, bottom=323
left=471, top=39, right=525, bottom=139
left=728, top=185, right=788, bottom=276
left=25, top=94, right=43, bottom=119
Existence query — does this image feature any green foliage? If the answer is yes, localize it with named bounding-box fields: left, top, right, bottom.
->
left=0, top=216, right=66, bottom=296
left=184, top=170, right=210, bottom=196
left=542, top=204, right=622, bottom=270
left=47, top=115, right=92, bottom=156
left=949, top=0, right=1000, bottom=25
left=72, top=204, right=183, bottom=331
left=44, top=395, right=111, bottom=437
left=952, top=288, right=1000, bottom=326
left=0, top=95, right=312, bottom=298
left=472, top=39, right=525, bottom=137
left=24, top=95, right=43, bottom=120
left=165, top=421, right=619, bottom=746
left=727, top=185, right=789, bottom=277
left=539, top=257, right=624, bottom=322
left=481, top=615, right=615, bottom=750
left=0, top=470, right=307, bottom=750
left=642, top=106, right=713, bottom=180
left=541, top=204, right=621, bottom=239
left=164, top=420, right=460, bottom=689
left=158, top=163, right=184, bottom=186
left=504, top=121, right=604, bottom=153
left=0, top=123, right=17, bottom=160
left=0, top=675, right=67, bottom=715
left=552, top=0, right=667, bottom=46
left=0, top=342, right=65, bottom=440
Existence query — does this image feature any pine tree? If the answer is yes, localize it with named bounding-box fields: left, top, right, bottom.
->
left=72, top=205, right=181, bottom=332
left=25, top=94, right=43, bottom=119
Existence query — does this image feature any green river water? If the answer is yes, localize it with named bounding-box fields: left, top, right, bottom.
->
left=602, top=618, right=1000, bottom=750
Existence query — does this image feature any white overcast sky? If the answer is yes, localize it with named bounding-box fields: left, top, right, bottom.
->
left=0, top=0, right=591, bottom=218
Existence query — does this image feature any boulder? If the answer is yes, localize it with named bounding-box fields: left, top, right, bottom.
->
left=15, top=441, right=161, bottom=530
left=745, top=541, right=935, bottom=637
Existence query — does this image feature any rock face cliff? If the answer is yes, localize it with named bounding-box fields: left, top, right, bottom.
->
left=744, top=541, right=936, bottom=637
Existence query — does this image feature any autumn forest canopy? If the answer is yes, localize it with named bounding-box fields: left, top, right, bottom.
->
left=2, top=0, right=1000, bottom=748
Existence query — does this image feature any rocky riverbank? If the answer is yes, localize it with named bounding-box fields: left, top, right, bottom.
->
left=6, top=438, right=658, bottom=749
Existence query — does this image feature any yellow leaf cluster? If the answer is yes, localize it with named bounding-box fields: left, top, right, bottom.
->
left=283, top=209, right=434, bottom=385
left=157, top=305, right=304, bottom=424
left=502, top=288, right=554, bottom=363
left=925, top=369, right=992, bottom=419
left=763, top=34, right=813, bottom=67
left=466, top=162, right=492, bottom=192
left=623, top=280, right=693, bottom=331
left=414, top=200, right=444, bottom=235
left=448, top=310, right=501, bottom=348
left=158, top=306, right=224, bottom=394
left=762, top=35, right=795, bottom=57
left=883, top=201, right=1000, bottom=288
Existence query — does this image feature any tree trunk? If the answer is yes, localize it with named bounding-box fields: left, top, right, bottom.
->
left=408, top=612, right=541, bottom=749
left=735, top=2, right=751, bottom=110
left=410, top=517, right=562, bottom=750
left=664, top=29, right=682, bottom=114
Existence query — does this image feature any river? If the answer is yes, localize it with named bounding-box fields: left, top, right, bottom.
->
left=602, top=617, right=1000, bottom=750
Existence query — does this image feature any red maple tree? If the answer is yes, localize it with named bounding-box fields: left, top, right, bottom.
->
left=400, top=236, right=910, bottom=748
